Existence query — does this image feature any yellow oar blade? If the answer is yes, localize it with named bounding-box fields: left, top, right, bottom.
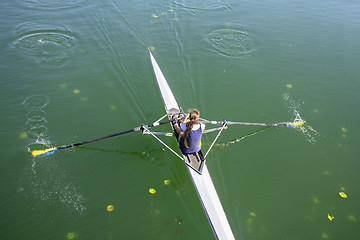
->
left=286, top=121, right=306, bottom=128
left=31, top=147, right=57, bottom=157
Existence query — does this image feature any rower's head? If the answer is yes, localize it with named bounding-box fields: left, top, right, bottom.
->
left=189, top=109, right=200, bottom=123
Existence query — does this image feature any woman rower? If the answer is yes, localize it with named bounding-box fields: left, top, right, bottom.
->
left=174, top=109, right=205, bottom=154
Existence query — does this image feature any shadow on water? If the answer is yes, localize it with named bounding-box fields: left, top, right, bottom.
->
left=76, top=145, right=169, bottom=168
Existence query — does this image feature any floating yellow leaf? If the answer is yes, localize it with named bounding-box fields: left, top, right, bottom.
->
left=328, top=213, right=334, bottom=221
left=110, top=105, right=116, bottom=110
left=321, top=232, right=329, bottom=239
left=339, top=191, right=347, bottom=198
left=250, top=212, right=256, bottom=217
left=107, top=205, right=114, bottom=212
left=348, top=215, right=356, bottom=221
left=19, top=132, right=28, bottom=139
left=73, top=89, right=80, bottom=94
left=168, top=9, right=174, bottom=12
left=152, top=14, right=159, bottom=18
left=66, top=232, right=77, bottom=240
left=174, top=217, right=182, bottom=224
left=149, top=188, right=156, bottom=194
left=341, top=127, right=347, bottom=133
left=286, top=83, right=293, bottom=89
left=246, top=218, right=253, bottom=225
left=164, top=179, right=171, bottom=185
left=312, top=197, right=320, bottom=205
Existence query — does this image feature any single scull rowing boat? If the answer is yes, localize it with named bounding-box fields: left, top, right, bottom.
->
left=30, top=48, right=305, bottom=240
left=148, top=49, right=235, bottom=240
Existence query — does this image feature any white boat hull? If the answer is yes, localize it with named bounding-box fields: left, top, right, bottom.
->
left=148, top=49, right=235, bottom=240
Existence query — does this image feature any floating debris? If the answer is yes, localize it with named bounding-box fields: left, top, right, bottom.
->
left=348, top=215, right=357, bottom=221
left=164, top=179, right=171, bottom=185
left=151, top=14, right=159, bottom=18
left=174, top=217, right=182, bottom=224
left=107, top=205, right=114, bottom=212
left=60, top=83, right=68, bottom=89
left=321, top=232, right=329, bottom=239
left=328, top=213, right=334, bottom=221
left=312, top=197, right=320, bottom=205
left=341, top=127, right=348, bottom=133
left=286, top=83, right=293, bottom=89
left=19, top=132, right=28, bottom=139
left=339, top=191, right=347, bottom=198
left=73, top=89, right=80, bottom=94
left=66, top=232, right=77, bottom=240
left=149, top=188, right=156, bottom=194
left=110, top=105, right=116, bottom=110
left=249, top=212, right=256, bottom=217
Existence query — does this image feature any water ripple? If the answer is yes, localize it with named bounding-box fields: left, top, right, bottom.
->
left=23, top=95, right=50, bottom=143
left=174, top=0, right=227, bottom=10
left=18, top=0, right=86, bottom=10
left=12, top=23, right=77, bottom=66
left=203, top=27, right=255, bottom=57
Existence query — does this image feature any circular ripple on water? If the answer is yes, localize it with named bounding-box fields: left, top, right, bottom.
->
left=174, top=0, right=225, bottom=10
left=23, top=95, right=49, bottom=112
left=203, top=27, right=255, bottom=57
left=12, top=23, right=77, bottom=66
left=23, top=95, right=50, bottom=140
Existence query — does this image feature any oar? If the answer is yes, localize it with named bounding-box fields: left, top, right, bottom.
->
left=201, top=120, right=305, bottom=128
left=31, top=119, right=174, bottom=157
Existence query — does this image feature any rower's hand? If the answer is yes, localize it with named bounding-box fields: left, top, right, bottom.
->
left=183, top=113, right=190, bottom=123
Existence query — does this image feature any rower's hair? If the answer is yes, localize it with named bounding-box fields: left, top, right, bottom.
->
left=184, top=109, right=200, bottom=139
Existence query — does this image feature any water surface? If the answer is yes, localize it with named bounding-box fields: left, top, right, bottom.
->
left=1, top=0, right=359, bottom=239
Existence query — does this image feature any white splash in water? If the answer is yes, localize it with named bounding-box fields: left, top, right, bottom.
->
left=285, top=94, right=319, bottom=144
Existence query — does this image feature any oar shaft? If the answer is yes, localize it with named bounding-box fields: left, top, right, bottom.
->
left=57, top=119, right=173, bottom=150
left=200, top=120, right=286, bottom=127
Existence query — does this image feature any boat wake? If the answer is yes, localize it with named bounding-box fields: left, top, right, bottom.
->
left=22, top=95, right=86, bottom=214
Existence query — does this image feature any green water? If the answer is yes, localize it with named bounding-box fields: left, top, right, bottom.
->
left=1, top=0, right=359, bottom=239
